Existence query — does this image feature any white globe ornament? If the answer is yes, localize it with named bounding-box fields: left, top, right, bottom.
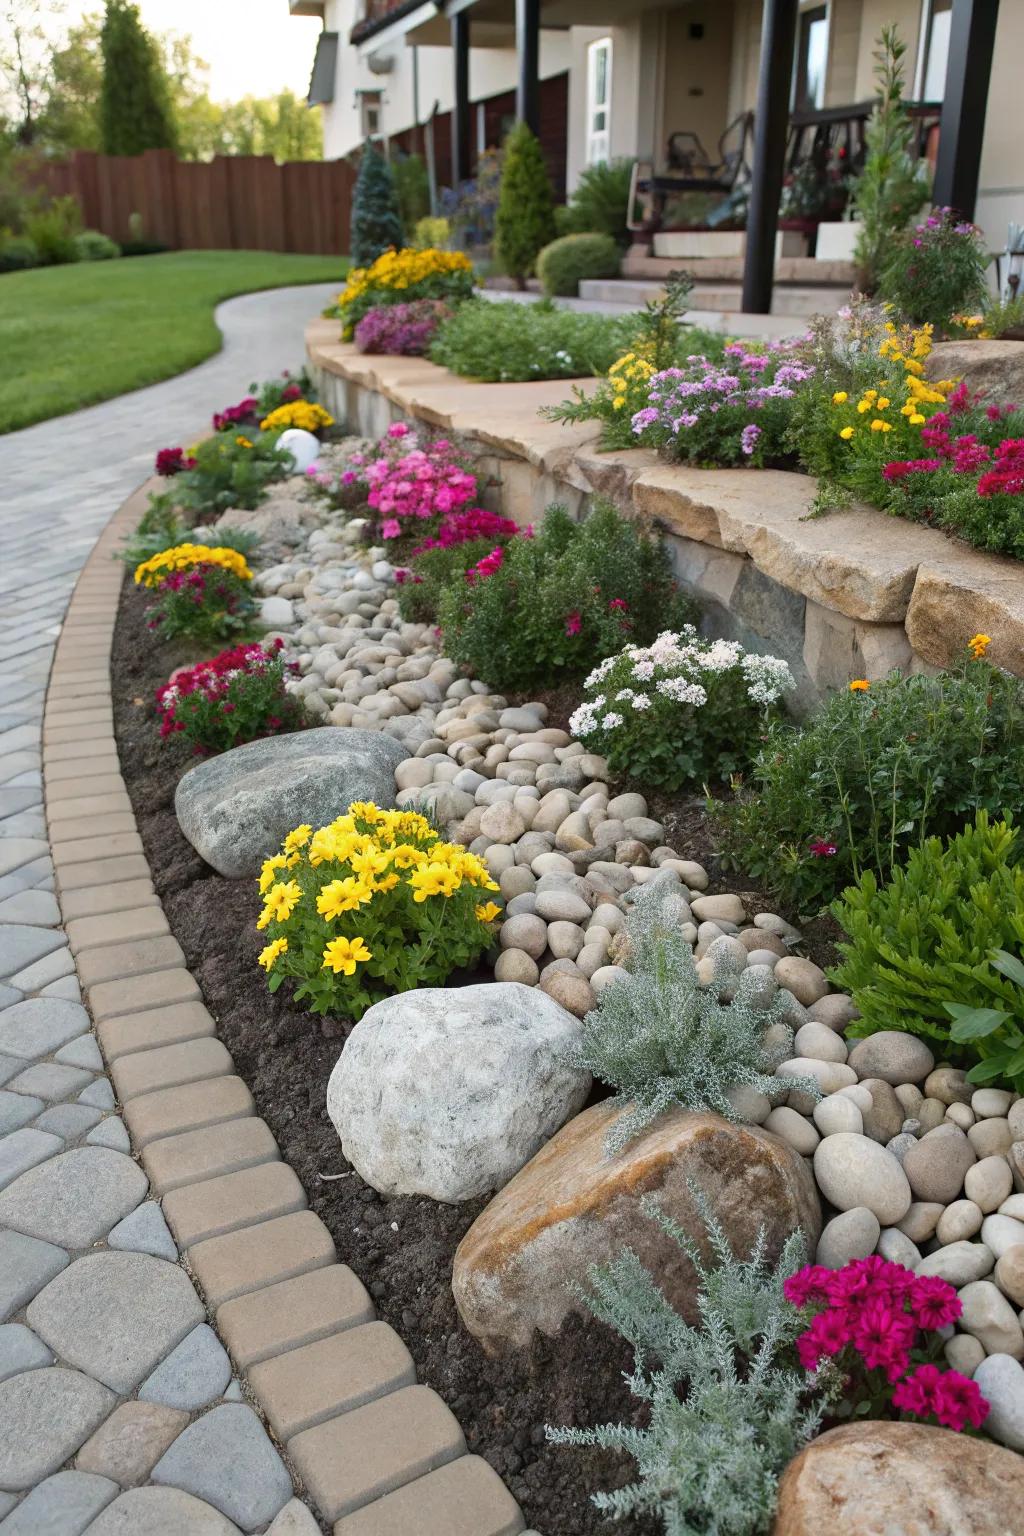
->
left=275, top=427, right=321, bottom=473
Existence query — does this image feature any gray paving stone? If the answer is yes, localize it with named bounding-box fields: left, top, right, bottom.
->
left=0, top=1090, right=43, bottom=1134
left=85, top=1115, right=130, bottom=1151
left=0, top=1324, right=53, bottom=1383
left=76, top=1401, right=190, bottom=1489
left=224, top=1378, right=244, bottom=1402
left=83, top=1486, right=243, bottom=1535
left=0, top=1231, right=69, bottom=1320
left=0, top=1367, right=115, bottom=1489
left=78, top=1078, right=115, bottom=1110
left=265, top=1500, right=321, bottom=1536
left=0, top=1470, right=118, bottom=1534
left=0, top=926, right=63, bottom=981
left=0, top=998, right=90, bottom=1059
left=0, top=1145, right=147, bottom=1246
left=8, top=945, right=75, bottom=992
left=0, top=1053, right=24, bottom=1085
left=40, top=975, right=81, bottom=1002
left=0, top=812, right=46, bottom=839
left=0, top=891, right=59, bottom=927
left=0, top=1128, right=64, bottom=1191
left=0, top=839, right=47, bottom=878
left=107, top=1200, right=177, bottom=1260
left=0, top=987, right=22, bottom=1011
left=55, top=1035, right=103, bottom=1072
left=28, top=1250, right=204, bottom=1393
left=138, top=1323, right=232, bottom=1410
left=33, top=1103, right=103, bottom=1140
left=151, top=1404, right=293, bottom=1532
left=6, top=1062, right=93, bottom=1101
left=0, top=1497, right=13, bottom=1521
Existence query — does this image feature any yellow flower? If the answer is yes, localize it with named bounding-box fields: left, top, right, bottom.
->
left=839, top=426, right=854, bottom=441
left=322, top=935, right=372, bottom=976
left=475, top=901, right=501, bottom=923
left=849, top=679, right=870, bottom=692
left=260, top=401, right=334, bottom=434
left=864, top=389, right=878, bottom=402
left=409, top=862, right=461, bottom=902
left=235, top=435, right=253, bottom=449
left=831, top=391, right=848, bottom=405
left=316, top=877, right=373, bottom=919
left=857, top=400, right=871, bottom=414
left=255, top=905, right=274, bottom=931
left=611, top=396, right=626, bottom=410
left=348, top=802, right=383, bottom=823
left=968, top=633, right=992, bottom=659
left=264, top=881, right=301, bottom=922
left=283, top=824, right=312, bottom=853
left=259, top=854, right=288, bottom=893
left=258, top=937, right=288, bottom=971
left=870, top=419, right=892, bottom=432
left=390, top=843, right=427, bottom=870
left=909, top=413, right=926, bottom=426
left=876, top=397, right=891, bottom=411
left=349, top=846, right=391, bottom=880
left=134, top=543, right=252, bottom=588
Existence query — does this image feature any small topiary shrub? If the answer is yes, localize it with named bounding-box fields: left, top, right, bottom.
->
left=436, top=500, right=693, bottom=692
left=494, top=121, right=556, bottom=285
left=547, top=1191, right=822, bottom=1536
left=351, top=139, right=404, bottom=267
left=831, top=812, right=1024, bottom=1074
left=573, top=876, right=818, bottom=1155
left=537, top=232, right=620, bottom=296
left=74, top=229, right=121, bottom=261
left=0, top=235, right=40, bottom=272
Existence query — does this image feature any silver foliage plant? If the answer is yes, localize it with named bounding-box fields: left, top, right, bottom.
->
left=547, top=1191, right=825, bottom=1536
left=574, top=875, right=820, bottom=1153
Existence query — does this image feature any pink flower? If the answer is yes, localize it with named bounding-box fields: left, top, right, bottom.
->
left=851, top=1300, right=916, bottom=1380
left=796, top=1309, right=852, bottom=1370
left=909, top=1275, right=961, bottom=1331
left=564, top=611, right=581, bottom=636
left=809, top=838, right=837, bottom=857
left=387, top=422, right=410, bottom=438
left=380, top=519, right=402, bottom=540
left=608, top=598, right=629, bottom=612
left=892, top=1364, right=989, bottom=1431
left=783, top=1265, right=834, bottom=1308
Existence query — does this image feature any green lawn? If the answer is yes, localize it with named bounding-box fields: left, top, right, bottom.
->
left=0, top=250, right=347, bottom=434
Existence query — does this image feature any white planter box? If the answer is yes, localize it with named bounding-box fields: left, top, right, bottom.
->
left=815, top=222, right=862, bottom=261
left=652, top=229, right=809, bottom=259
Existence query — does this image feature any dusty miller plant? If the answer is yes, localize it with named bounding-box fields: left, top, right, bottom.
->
left=574, top=876, right=819, bottom=1152
left=547, top=1190, right=824, bottom=1536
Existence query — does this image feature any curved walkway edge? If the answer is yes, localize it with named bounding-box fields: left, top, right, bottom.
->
left=1, top=480, right=527, bottom=1534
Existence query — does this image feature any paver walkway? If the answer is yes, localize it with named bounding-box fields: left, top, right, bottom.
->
left=0, top=284, right=338, bottom=1533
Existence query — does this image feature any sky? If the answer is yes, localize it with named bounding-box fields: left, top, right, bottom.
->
left=57, top=1, right=324, bottom=102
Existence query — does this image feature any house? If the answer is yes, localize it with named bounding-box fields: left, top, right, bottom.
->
left=290, top=2, right=1018, bottom=310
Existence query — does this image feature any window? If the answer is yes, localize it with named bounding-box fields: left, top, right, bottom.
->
left=793, top=5, right=829, bottom=113
left=585, top=38, right=612, bottom=165
left=918, top=0, right=952, bottom=101
left=359, top=90, right=382, bottom=138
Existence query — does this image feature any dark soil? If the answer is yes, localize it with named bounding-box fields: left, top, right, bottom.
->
left=112, top=579, right=658, bottom=1536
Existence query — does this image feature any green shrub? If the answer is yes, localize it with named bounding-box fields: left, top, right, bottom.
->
left=832, top=813, right=1024, bottom=1073
left=0, top=235, right=39, bottom=272
left=397, top=538, right=504, bottom=625
left=879, top=208, right=989, bottom=329
left=436, top=500, right=693, bottom=692
left=74, top=229, right=121, bottom=261
left=170, top=433, right=292, bottom=517
left=713, top=652, right=1024, bottom=913
left=24, top=197, right=81, bottom=265
left=429, top=296, right=635, bottom=381
left=560, top=157, right=636, bottom=247
left=536, top=232, right=620, bottom=297
left=575, top=877, right=819, bottom=1155
left=946, top=948, right=1024, bottom=1093
left=391, top=152, right=431, bottom=240
left=494, top=121, right=556, bottom=284
left=849, top=26, right=930, bottom=293
left=413, top=215, right=450, bottom=250
left=547, top=1192, right=822, bottom=1536
left=351, top=140, right=403, bottom=267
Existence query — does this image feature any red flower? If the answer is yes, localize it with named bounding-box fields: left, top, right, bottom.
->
left=809, top=838, right=837, bottom=857
left=564, top=611, right=581, bottom=636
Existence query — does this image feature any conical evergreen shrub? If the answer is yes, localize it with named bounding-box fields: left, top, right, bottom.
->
left=351, top=140, right=404, bottom=267
left=494, top=121, right=556, bottom=286
left=100, top=0, right=177, bottom=156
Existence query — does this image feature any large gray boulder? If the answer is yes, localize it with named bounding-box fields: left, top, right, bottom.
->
left=326, top=982, right=591, bottom=1203
left=174, top=727, right=406, bottom=878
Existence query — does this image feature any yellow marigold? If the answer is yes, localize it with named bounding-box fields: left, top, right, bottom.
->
left=475, top=901, right=502, bottom=923
left=857, top=400, right=871, bottom=414
left=968, top=633, right=992, bottom=658
left=839, top=426, right=854, bottom=441
left=134, top=543, right=252, bottom=588
left=258, top=937, right=288, bottom=971
left=322, top=935, right=372, bottom=976
left=849, top=678, right=870, bottom=692
left=832, top=391, right=848, bottom=405
left=870, top=419, right=892, bottom=432
left=284, top=824, right=313, bottom=853
left=876, top=397, right=891, bottom=411
left=909, top=413, right=926, bottom=426
left=235, top=436, right=253, bottom=449
left=264, top=880, right=301, bottom=922
left=409, top=863, right=461, bottom=902
left=316, top=877, right=373, bottom=920
left=261, top=401, right=334, bottom=434
left=259, top=854, right=288, bottom=894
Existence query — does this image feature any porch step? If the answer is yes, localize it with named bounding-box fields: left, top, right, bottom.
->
left=620, top=252, right=857, bottom=286
left=578, top=278, right=850, bottom=319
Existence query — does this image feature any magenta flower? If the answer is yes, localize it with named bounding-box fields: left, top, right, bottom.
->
left=564, top=611, right=581, bottom=636
left=809, top=838, right=837, bottom=857
left=909, top=1274, right=962, bottom=1330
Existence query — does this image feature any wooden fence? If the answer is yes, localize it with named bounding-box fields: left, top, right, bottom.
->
left=35, top=148, right=355, bottom=255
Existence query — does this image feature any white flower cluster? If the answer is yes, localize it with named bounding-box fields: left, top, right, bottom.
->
left=570, top=628, right=794, bottom=738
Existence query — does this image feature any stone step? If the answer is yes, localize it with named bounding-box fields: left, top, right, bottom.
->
left=578, top=277, right=849, bottom=317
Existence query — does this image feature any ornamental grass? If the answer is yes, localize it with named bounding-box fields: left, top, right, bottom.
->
left=255, top=804, right=501, bottom=1018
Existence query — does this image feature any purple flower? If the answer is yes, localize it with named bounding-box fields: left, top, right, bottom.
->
left=740, top=423, right=762, bottom=456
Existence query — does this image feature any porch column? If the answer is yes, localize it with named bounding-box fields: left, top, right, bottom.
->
left=741, top=0, right=799, bottom=314
left=516, top=0, right=541, bottom=134
left=932, top=0, right=1000, bottom=219
left=451, top=11, right=471, bottom=187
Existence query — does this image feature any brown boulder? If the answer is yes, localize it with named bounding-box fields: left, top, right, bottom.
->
left=452, top=1102, right=821, bottom=1354
left=929, top=339, right=1024, bottom=409
left=773, top=1421, right=1024, bottom=1536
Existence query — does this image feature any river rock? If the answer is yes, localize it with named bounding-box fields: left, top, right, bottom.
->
left=965, top=1156, right=1014, bottom=1214
left=813, top=1134, right=911, bottom=1225
left=974, top=1354, right=1024, bottom=1450
left=773, top=958, right=828, bottom=1007
left=959, top=1280, right=1024, bottom=1358
left=846, top=1032, right=934, bottom=1085
left=995, top=1246, right=1024, bottom=1307
left=855, top=1080, right=905, bottom=1144
left=914, top=1240, right=995, bottom=1286
left=174, top=728, right=406, bottom=877
left=901, top=1124, right=976, bottom=1203
left=816, top=1208, right=879, bottom=1268
left=326, top=983, right=590, bottom=1202
left=772, top=1420, right=1024, bottom=1535
left=452, top=1104, right=820, bottom=1353
left=981, top=1213, right=1024, bottom=1260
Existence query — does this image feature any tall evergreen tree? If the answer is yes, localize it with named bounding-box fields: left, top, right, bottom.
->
left=99, top=0, right=177, bottom=156
left=351, top=139, right=403, bottom=266
left=494, top=121, right=556, bottom=287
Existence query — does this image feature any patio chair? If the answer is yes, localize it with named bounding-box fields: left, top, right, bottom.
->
left=627, top=112, right=754, bottom=237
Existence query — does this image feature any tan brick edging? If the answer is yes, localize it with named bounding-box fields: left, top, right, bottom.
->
left=42, top=480, right=526, bottom=1536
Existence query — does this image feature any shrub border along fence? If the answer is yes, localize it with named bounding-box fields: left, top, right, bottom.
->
left=305, top=319, right=1024, bottom=711
left=34, top=148, right=355, bottom=256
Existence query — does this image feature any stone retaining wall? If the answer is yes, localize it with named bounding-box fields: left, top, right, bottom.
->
left=307, top=320, right=1024, bottom=710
